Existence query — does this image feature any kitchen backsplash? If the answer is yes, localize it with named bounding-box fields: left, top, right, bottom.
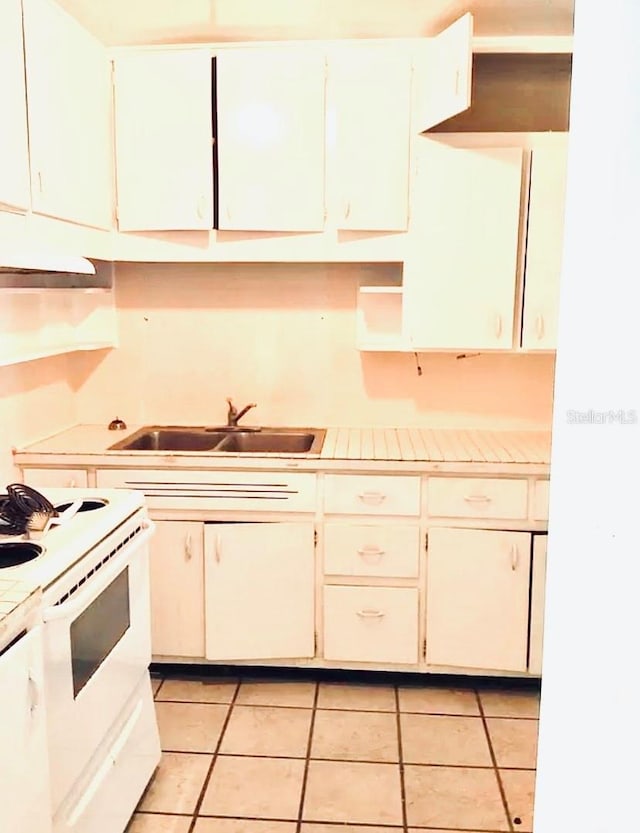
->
left=0, top=354, right=80, bottom=482
left=70, top=262, right=555, bottom=430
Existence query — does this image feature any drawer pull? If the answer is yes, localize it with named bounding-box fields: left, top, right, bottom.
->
left=357, top=545, right=385, bottom=561
left=463, top=494, right=492, bottom=503
left=357, top=491, right=387, bottom=505
left=356, top=609, right=385, bottom=619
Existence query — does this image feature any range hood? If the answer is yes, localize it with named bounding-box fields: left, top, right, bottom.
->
left=0, top=250, right=96, bottom=275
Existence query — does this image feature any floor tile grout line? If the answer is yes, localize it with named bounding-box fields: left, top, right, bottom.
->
left=476, top=689, right=515, bottom=833
left=186, top=679, right=241, bottom=833
left=395, top=684, right=410, bottom=833
left=295, top=680, right=319, bottom=833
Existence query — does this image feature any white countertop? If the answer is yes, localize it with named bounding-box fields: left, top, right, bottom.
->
left=14, top=424, right=552, bottom=473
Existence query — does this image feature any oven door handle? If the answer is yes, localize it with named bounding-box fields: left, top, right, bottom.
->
left=41, top=521, right=155, bottom=624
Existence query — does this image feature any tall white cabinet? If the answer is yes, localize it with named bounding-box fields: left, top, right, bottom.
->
left=0, top=0, right=31, bottom=213
left=216, top=47, right=326, bottom=232
left=403, top=140, right=524, bottom=350
left=326, top=46, right=412, bottom=231
left=22, top=0, right=113, bottom=229
left=521, top=134, right=569, bottom=350
left=113, top=51, right=214, bottom=232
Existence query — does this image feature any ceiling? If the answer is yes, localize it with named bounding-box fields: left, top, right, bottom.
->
left=55, top=0, right=575, bottom=47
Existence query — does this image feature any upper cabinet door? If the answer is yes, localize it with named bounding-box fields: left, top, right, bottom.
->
left=404, top=139, right=523, bottom=350
left=521, top=134, right=569, bottom=351
left=415, top=13, right=473, bottom=132
left=216, top=47, right=326, bottom=232
left=113, top=51, right=214, bottom=232
left=0, top=0, right=30, bottom=213
left=327, top=47, right=412, bottom=231
left=22, top=0, right=112, bottom=229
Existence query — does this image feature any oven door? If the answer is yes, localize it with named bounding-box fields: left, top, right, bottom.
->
left=42, top=518, right=154, bottom=813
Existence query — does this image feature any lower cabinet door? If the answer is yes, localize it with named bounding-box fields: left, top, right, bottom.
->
left=425, top=527, right=531, bottom=672
left=528, top=534, right=548, bottom=675
left=323, top=585, right=419, bottom=665
left=150, top=520, right=205, bottom=658
left=205, top=522, right=315, bottom=661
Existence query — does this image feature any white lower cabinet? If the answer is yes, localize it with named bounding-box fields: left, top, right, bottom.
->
left=149, top=520, right=205, bottom=658
left=528, top=534, right=548, bottom=675
left=425, top=527, right=532, bottom=672
left=204, top=522, right=315, bottom=661
left=323, top=585, right=419, bottom=665
left=0, top=627, right=52, bottom=833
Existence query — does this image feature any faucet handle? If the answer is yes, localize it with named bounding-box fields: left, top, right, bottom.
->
left=226, top=397, right=238, bottom=420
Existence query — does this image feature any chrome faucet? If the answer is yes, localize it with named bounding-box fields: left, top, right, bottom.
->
left=226, top=397, right=256, bottom=427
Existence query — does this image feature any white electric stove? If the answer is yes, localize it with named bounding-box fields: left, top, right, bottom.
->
left=0, top=486, right=161, bottom=833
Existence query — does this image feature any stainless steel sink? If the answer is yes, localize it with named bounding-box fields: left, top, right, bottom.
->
left=108, top=426, right=325, bottom=455
left=216, top=431, right=319, bottom=454
left=108, top=428, right=229, bottom=452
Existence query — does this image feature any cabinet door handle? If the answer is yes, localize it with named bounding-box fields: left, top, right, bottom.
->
left=37, top=171, right=43, bottom=192
left=510, top=543, right=519, bottom=571
left=184, top=532, right=192, bottom=561
left=535, top=314, right=545, bottom=340
left=196, top=196, right=206, bottom=220
left=454, top=68, right=460, bottom=96
left=463, top=494, right=491, bottom=504
left=356, top=609, right=385, bottom=619
left=225, top=205, right=231, bottom=223
left=28, top=672, right=40, bottom=717
left=68, top=477, right=76, bottom=488
left=357, top=545, right=385, bottom=561
left=357, top=491, right=387, bottom=505
left=215, top=533, right=221, bottom=563
left=494, top=313, right=503, bottom=339
left=344, top=200, right=351, bottom=220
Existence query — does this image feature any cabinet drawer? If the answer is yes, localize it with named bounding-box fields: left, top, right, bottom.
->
left=23, top=468, right=88, bottom=489
left=323, top=585, right=419, bottom=664
left=533, top=480, right=550, bottom=521
left=324, top=524, right=420, bottom=578
left=324, top=475, right=420, bottom=516
left=427, top=477, right=528, bottom=519
left=96, top=469, right=316, bottom=512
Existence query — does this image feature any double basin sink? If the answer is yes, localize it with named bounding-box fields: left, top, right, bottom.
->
left=108, top=426, right=326, bottom=455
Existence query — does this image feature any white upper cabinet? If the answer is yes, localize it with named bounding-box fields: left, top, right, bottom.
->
left=22, top=0, right=112, bottom=229
left=326, top=46, right=412, bottom=231
left=414, top=13, right=473, bottom=132
left=216, top=47, right=326, bottom=232
left=0, top=0, right=30, bottom=213
left=521, top=134, right=569, bottom=350
left=113, top=51, right=214, bottom=232
left=404, top=139, right=524, bottom=350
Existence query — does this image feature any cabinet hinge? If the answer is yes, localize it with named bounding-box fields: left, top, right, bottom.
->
left=425, top=531, right=428, bottom=552
left=314, top=632, right=318, bottom=654
left=422, top=638, right=427, bottom=658
left=314, top=529, right=318, bottom=547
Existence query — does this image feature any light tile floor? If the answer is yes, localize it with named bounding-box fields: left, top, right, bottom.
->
left=128, top=674, right=540, bottom=833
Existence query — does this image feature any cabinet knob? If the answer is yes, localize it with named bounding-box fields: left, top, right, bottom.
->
left=535, top=314, right=545, bottom=340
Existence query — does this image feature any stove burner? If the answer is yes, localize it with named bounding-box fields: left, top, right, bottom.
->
left=7, top=483, right=55, bottom=516
left=55, top=499, right=107, bottom=513
left=0, top=542, right=42, bottom=568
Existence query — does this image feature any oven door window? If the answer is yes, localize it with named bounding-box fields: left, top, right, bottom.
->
left=70, top=568, right=131, bottom=698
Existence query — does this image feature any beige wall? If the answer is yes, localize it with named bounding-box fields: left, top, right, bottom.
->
left=73, top=262, right=556, bottom=429
left=0, top=354, right=80, bottom=482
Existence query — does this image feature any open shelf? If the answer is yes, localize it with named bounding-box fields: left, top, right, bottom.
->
left=356, top=285, right=408, bottom=352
